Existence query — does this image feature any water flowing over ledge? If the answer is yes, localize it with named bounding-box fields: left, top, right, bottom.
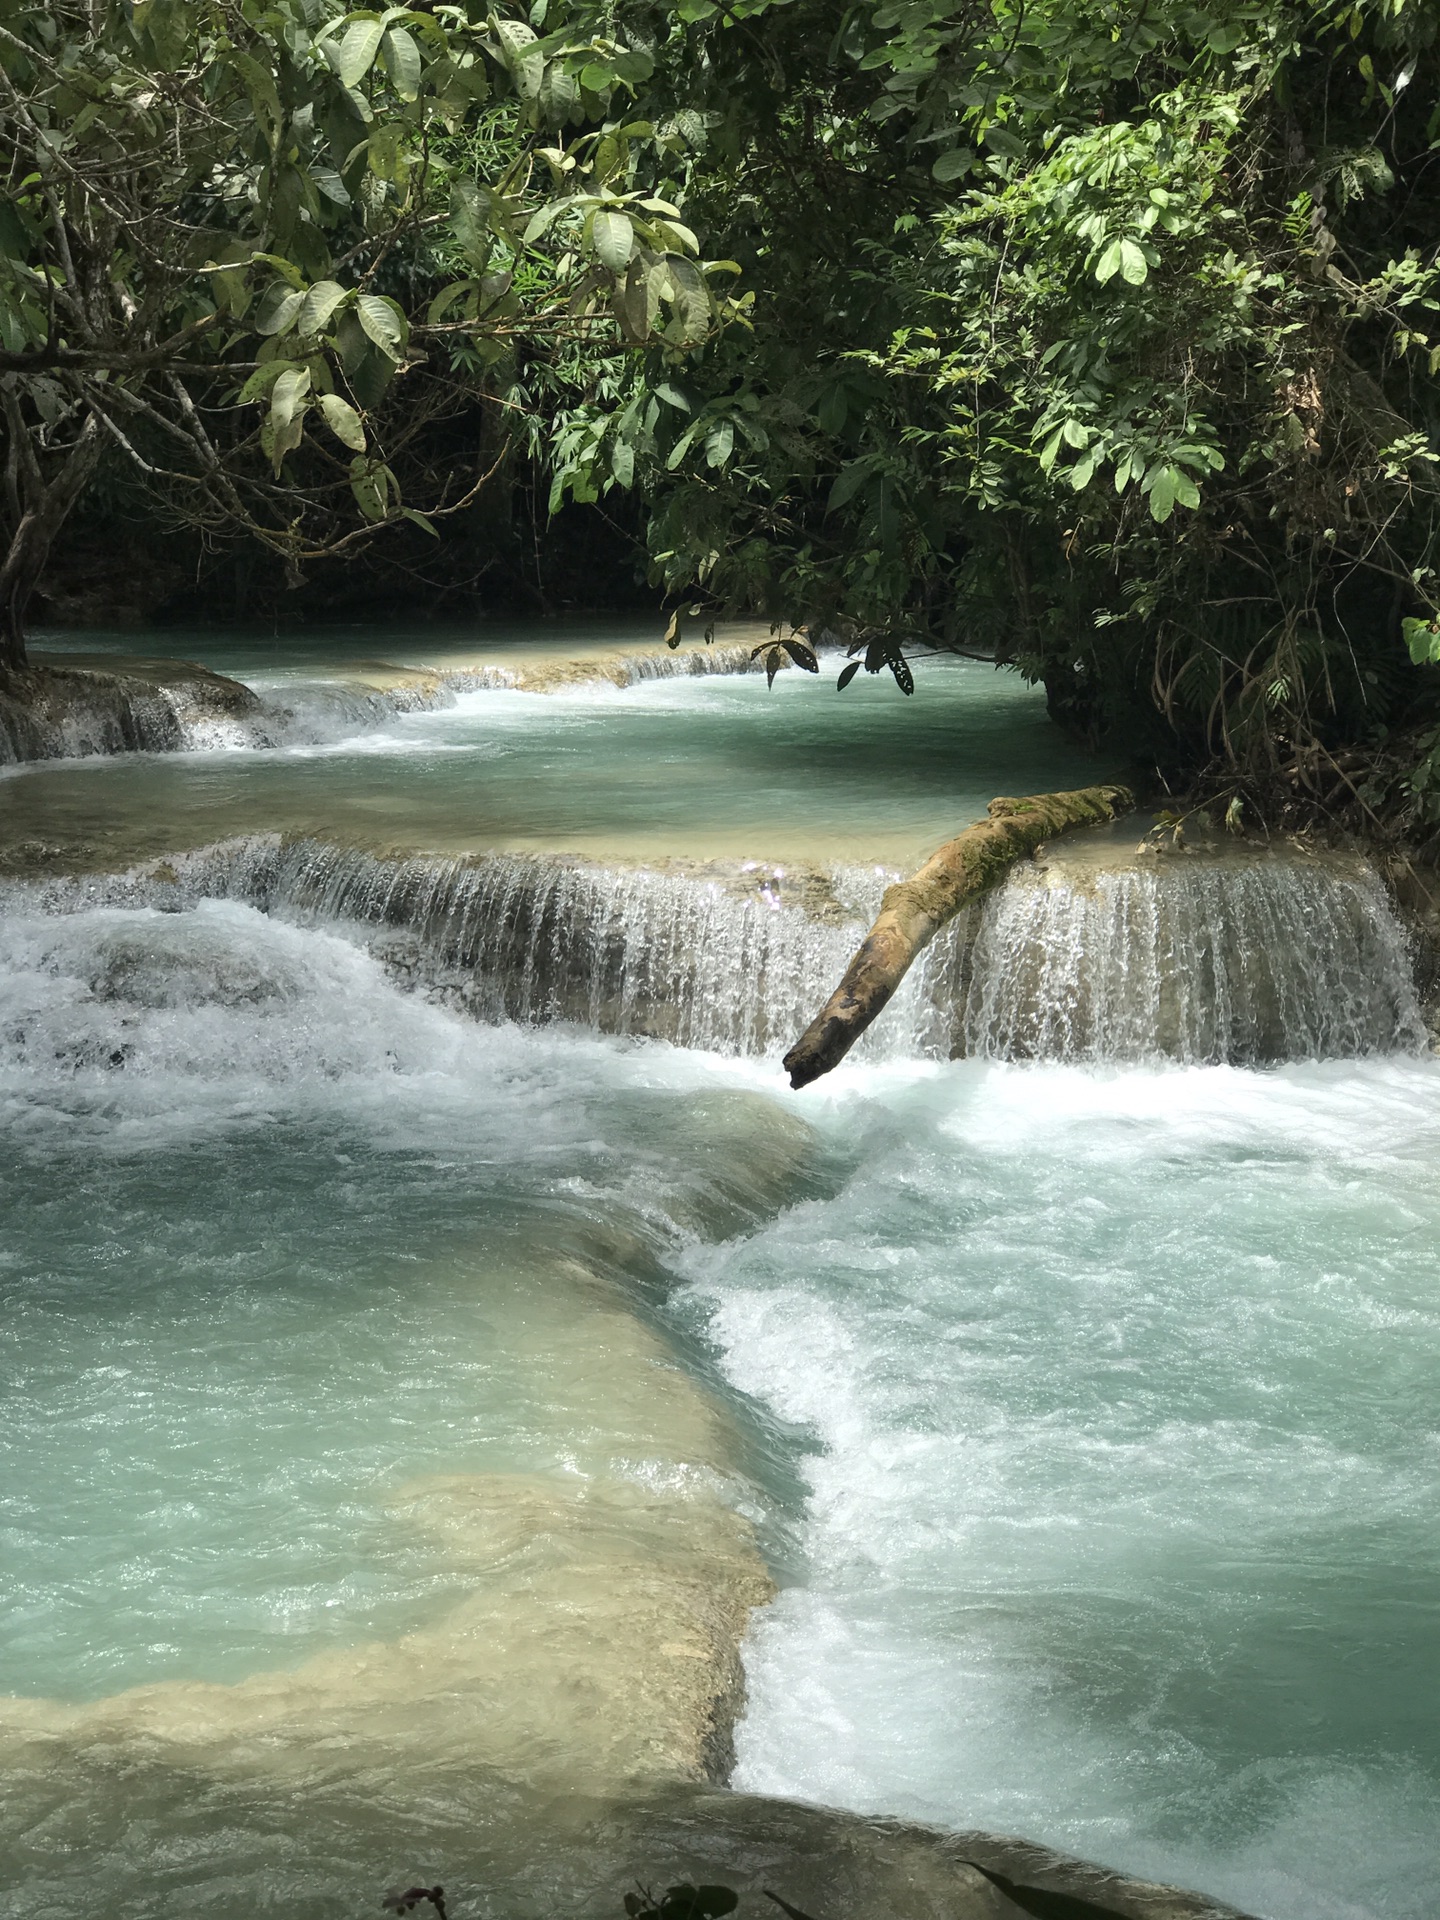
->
left=925, top=846, right=1427, bottom=1064
left=0, top=641, right=777, bottom=766
left=11, top=832, right=1425, bottom=1066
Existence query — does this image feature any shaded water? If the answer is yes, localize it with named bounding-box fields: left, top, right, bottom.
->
left=2, top=626, right=1438, bottom=1920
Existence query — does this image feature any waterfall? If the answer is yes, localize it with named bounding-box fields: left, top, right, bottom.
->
left=918, top=852, right=1426, bottom=1063
left=10, top=838, right=885, bottom=1058
left=8, top=838, right=1424, bottom=1065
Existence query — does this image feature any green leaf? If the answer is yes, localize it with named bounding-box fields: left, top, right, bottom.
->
left=296, top=280, right=349, bottom=334
left=238, top=359, right=299, bottom=404
left=232, top=50, right=283, bottom=147
left=265, top=366, right=311, bottom=471
left=591, top=209, right=634, bottom=272
left=522, top=197, right=568, bottom=246
left=255, top=286, right=305, bottom=336
left=318, top=391, right=366, bottom=451
left=1147, top=467, right=1180, bottom=521
left=250, top=252, right=306, bottom=290
left=659, top=253, right=711, bottom=344
left=495, top=19, right=544, bottom=100
left=338, top=17, right=386, bottom=88
left=381, top=25, right=422, bottom=100
left=705, top=419, right=734, bottom=467
left=828, top=460, right=873, bottom=511
left=1118, top=238, right=1149, bottom=285
left=427, top=279, right=473, bottom=324
left=1094, top=239, right=1123, bottom=285
left=1404, top=615, right=1440, bottom=664
left=349, top=454, right=392, bottom=520
left=653, top=381, right=691, bottom=413
left=452, top=177, right=495, bottom=265
left=268, top=365, right=312, bottom=430
left=931, top=148, right=974, bottom=183
left=401, top=506, right=439, bottom=537
left=540, top=64, right=578, bottom=122
left=356, top=292, right=407, bottom=359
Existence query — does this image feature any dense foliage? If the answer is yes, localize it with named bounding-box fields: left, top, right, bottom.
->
left=4, top=0, right=1440, bottom=809
left=0, top=0, right=736, bottom=665
left=540, top=0, right=1440, bottom=806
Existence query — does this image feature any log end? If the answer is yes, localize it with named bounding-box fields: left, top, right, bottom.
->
left=782, top=1030, right=839, bottom=1090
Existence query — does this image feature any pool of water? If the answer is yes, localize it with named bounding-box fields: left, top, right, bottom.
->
left=7, top=635, right=1101, bottom=869
left=3, top=623, right=1437, bottom=1920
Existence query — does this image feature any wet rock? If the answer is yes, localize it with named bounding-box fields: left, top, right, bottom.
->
left=0, top=655, right=267, bottom=765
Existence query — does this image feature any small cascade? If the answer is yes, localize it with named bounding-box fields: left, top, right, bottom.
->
left=254, top=843, right=883, bottom=1056
left=8, top=837, right=1424, bottom=1065
left=919, top=851, right=1426, bottom=1063
left=0, top=643, right=775, bottom=767
left=10, top=837, right=884, bottom=1058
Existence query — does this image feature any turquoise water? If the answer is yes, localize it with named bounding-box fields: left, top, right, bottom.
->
left=2, top=628, right=1438, bottom=1920
left=0, top=899, right=805, bottom=1700
left=9, top=639, right=1101, bottom=866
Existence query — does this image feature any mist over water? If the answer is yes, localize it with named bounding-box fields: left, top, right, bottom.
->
left=3, top=628, right=1439, bottom=1920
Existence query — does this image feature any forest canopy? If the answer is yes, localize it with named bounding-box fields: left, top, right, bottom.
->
left=3, top=0, right=1440, bottom=816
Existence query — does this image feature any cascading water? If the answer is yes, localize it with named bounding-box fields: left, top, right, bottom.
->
left=921, top=849, right=1426, bottom=1064
left=4, top=635, right=1439, bottom=1920
left=0, top=640, right=775, bottom=767
left=10, top=833, right=1423, bottom=1065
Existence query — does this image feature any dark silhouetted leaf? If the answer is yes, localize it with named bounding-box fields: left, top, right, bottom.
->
left=764, top=1892, right=824, bottom=1920
left=382, top=1886, right=446, bottom=1920
left=781, top=635, right=819, bottom=672
left=836, top=661, right=861, bottom=690
left=960, top=1860, right=1134, bottom=1920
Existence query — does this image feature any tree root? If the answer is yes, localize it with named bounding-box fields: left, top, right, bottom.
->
left=781, top=785, right=1134, bottom=1088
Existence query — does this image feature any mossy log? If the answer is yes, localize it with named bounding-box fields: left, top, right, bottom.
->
left=782, top=784, right=1134, bottom=1089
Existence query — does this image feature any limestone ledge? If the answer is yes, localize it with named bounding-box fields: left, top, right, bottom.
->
left=0, top=636, right=785, bottom=768
left=0, top=655, right=265, bottom=765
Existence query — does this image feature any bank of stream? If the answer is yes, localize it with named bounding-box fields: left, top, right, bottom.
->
left=2, top=621, right=1437, bottom=1920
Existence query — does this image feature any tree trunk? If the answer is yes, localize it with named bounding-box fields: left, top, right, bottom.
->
left=782, top=784, right=1134, bottom=1089
left=0, top=410, right=101, bottom=674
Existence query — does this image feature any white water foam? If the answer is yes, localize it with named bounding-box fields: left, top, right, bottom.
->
left=8, top=837, right=1423, bottom=1067
left=682, top=1055, right=1440, bottom=1920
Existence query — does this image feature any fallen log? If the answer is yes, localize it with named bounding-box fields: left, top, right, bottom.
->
left=782, top=784, right=1134, bottom=1089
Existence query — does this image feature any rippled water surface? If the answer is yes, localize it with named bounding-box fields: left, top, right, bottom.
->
left=3, top=624, right=1438, bottom=1920
left=685, top=1058, right=1440, bottom=1920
